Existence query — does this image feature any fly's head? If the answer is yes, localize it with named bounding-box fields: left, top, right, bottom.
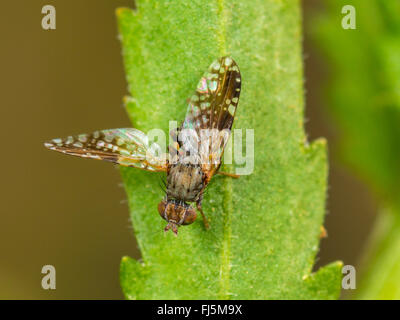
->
left=158, top=199, right=197, bottom=235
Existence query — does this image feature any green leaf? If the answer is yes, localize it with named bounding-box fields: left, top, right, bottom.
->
left=356, top=208, right=400, bottom=299
left=117, top=0, right=342, bottom=299
left=310, top=0, right=400, bottom=299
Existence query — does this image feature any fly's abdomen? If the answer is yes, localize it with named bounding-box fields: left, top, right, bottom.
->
left=167, top=164, right=204, bottom=202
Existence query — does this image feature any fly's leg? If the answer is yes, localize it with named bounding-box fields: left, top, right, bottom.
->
left=217, top=171, right=240, bottom=178
left=196, top=195, right=210, bottom=230
left=197, top=204, right=210, bottom=230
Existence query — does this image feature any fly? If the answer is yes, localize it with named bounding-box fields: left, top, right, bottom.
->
left=44, top=56, right=242, bottom=235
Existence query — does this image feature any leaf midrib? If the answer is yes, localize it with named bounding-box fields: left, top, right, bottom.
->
left=216, top=0, right=233, bottom=300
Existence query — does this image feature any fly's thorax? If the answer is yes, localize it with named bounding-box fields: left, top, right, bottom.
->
left=158, top=199, right=197, bottom=226
left=166, top=163, right=204, bottom=201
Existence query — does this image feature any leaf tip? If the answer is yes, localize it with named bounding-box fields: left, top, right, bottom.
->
left=302, top=260, right=343, bottom=299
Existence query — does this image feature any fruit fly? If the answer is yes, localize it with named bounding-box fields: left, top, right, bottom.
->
left=44, top=56, right=241, bottom=235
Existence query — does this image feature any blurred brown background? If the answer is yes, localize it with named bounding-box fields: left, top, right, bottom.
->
left=0, top=0, right=376, bottom=299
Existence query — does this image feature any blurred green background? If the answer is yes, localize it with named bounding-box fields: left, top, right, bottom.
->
left=0, top=0, right=381, bottom=299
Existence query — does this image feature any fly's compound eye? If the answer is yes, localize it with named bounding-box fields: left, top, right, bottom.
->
left=158, top=200, right=167, bottom=221
left=182, top=207, right=197, bottom=225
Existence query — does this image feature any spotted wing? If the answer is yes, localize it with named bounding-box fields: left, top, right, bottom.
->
left=44, top=128, right=167, bottom=172
left=179, top=56, right=241, bottom=176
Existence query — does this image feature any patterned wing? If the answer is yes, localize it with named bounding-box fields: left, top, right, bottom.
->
left=44, top=128, right=167, bottom=172
left=179, top=56, right=241, bottom=176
